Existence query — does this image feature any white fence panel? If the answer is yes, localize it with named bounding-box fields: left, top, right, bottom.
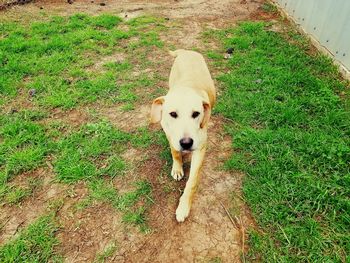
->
left=274, top=0, right=350, bottom=71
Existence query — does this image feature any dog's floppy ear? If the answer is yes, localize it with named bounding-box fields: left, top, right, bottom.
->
left=150, top=96, right=165, bottom=123
left=200, top=101, right=211, bottom=129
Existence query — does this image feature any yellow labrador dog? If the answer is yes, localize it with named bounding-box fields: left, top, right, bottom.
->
left=150, top=49, right=216, bottom=222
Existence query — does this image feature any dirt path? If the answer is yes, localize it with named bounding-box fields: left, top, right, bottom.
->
left=1, top=0, right=264, bottom=262
left=116, top=117, right=253, bottom=262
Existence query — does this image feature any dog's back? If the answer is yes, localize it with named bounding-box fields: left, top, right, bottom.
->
left=169, top=49, right=216, bottom=107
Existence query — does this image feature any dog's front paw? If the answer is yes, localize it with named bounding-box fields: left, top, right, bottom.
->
left=171, top=166, right=184, bottom=181
left=175, top=201, right=190, bottom=222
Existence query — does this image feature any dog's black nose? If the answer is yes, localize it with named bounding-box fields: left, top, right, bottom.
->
left=180, top=138, right=193, bottom=150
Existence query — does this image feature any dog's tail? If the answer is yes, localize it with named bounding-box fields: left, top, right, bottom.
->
left=169, top=49, right=185, bottom=57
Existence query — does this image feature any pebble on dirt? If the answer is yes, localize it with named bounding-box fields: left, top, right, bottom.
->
left=28, top=88, right=36, bottom=97
left=10, top=108, right=18, bottom=114
left=226, top=47, right=234, bottom=54
left=99, top=2, right=106, bottom=6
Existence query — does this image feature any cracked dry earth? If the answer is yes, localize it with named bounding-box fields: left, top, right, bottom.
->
left=0, top=0, right=265, bottom=262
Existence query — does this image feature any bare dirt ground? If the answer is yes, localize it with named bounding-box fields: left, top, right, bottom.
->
left=1, top=0, right=265, bottom=262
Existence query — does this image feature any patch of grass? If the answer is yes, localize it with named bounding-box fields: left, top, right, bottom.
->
left=54, top=121, right=156, bottom=182
left=130, top=127, right=153, bottom=148
left=122, top=207, right=147, bottom=229
left=212, top=22, right=350, bottom=261
left=207, top=257, right=222, bottom=263
left=120, top=103, right=135, bottom=111
left=53, top=120, right=154, bottom=227
left=91, top=14, right=122, bottom=29
left=47, top=198, right=65, bottom=213
left=4, top=186, right=31, bottom=205
left=94, top=242, right=118, bottom=263
left=88, top=179, right=119, bottom=204
left=0, top=12, right=168, bottom=257
left=156, top=131, right=173, bottom=174
left=87, top=179, right=153, bottom=230
left=54, top=121, right=129, bottom=182
left=0, top=112, right=51, bottom=181
left=0, top=214, right=60, bottom=262
left=261, top=2, right=278, bottom=13
left=101, top=156, right=127, bottom=178
left=116, top=180, right=152, bottom=210
left=1, top=14, right=164, bottom=109
left=1, top=176, right=43, bottom=205
left=127, top=16, right=164, bottom=28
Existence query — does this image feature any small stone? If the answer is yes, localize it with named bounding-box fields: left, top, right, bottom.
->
left=67, top=0, right=73, bottom=4
left=40, top=6, right=43, bottom=9
left=28, top=88, right=36, bottom=97
left=226, top=47, right=234, bottom=54
left=10, top=108, right=18, bottom=114
left=99, top=2, right=106, bottom=6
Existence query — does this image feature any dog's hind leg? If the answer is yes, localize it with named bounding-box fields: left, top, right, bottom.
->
left=171, top=146, right=184, bottom=181
left=175, top=147, right=206, bottom=222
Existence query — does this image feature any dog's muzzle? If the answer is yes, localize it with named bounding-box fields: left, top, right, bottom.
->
left=180, top=137, right=193, bottom=151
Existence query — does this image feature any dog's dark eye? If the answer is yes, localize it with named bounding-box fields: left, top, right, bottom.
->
left=192, top=111, right=200, bottom=118
left=169, top=112, right=178, bottom=118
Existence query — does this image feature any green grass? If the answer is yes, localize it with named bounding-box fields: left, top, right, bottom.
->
left=0, top=12, right=168, bottom=260
left=210, top=22, right=349, bottom=262
left=54, top=122, right=153, bottom=182
left=261, top=2, right=278, bottom=13
left=208, top=257, right=222, bottom=263
left=0, top=13, right=167, bottom=253
left=53, top=120, right=154, bottom=228
left=83, top=178, right=153, bottom=230
left=1, top=14, right=164, bottom=109
left=94, top=241, right=118, bottom=263
left=4, top=186, right=31, bottom=205
left=0, top=214, right=60, bottom=262
left=0, top=111, right=51, bottom=203
left=1, top=177, right=43, bottom=206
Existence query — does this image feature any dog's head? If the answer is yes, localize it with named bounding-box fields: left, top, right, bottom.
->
left=150, top=88, right=211, bottom=152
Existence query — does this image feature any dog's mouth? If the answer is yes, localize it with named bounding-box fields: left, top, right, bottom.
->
left=180, top=149, right=193, bottom=154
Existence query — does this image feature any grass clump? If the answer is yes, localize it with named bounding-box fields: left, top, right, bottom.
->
left=54, top=121, right=155, bottom=182
left=0, top=111, right=51, bottom=184
left=91, top=14, right=122, bottom=29
left=94, top=242, right=118, bottom=263
left=4, top=186, right=31, bottom=205
left=0, top=214, right=60, bottom=262
left=211, top=22, right=349, bottom=262
left=54, top=121, right=129, bottom=182
left=1, top=13, right=164, bottom=109
left=86, top=179, right=153, bottom=230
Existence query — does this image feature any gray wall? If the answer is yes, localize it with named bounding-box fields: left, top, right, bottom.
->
left=274, top=0, right=350, bottom=71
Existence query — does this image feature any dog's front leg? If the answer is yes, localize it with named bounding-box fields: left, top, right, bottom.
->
left=175, top=147, right=206, bottom=222
left=171, top=146, right=184, bottom=181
